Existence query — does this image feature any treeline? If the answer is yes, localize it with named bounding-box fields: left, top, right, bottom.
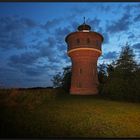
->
left=98, top=44, right=140, bottom=102
left=52, top=43, right=140, bottom=102
left=0, top=87, right=54, bottom=90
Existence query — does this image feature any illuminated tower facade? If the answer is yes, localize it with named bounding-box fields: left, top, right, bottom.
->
left=65, top=21, right=103, bottom=95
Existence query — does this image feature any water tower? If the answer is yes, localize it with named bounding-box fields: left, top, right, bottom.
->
left=65, top=19, right=103, bottom=95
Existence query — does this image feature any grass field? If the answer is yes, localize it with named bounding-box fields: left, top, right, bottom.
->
left=0, top=88, right=140, bottom=138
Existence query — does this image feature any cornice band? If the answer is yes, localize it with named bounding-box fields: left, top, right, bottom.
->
left=68, top=48, right=102, bottom=55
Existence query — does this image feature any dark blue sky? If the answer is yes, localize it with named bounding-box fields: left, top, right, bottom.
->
left=0, top=2, right=140, bottom=88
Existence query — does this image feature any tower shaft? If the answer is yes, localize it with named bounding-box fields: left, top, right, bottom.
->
left=70, top=50, right=99, bottom=94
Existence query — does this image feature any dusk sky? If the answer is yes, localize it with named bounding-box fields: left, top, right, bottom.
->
left=0, top=2, right=140, bottom=88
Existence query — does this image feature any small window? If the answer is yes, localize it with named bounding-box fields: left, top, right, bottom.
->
left=93, top=69, right=95, bottom=75
left=78, top=82, right=82, bottom=88
left=87, top=38, right=90, bottom=44
left=79, top=68, right=82, bottom=74
left=77, top=39, right=80, bottom=44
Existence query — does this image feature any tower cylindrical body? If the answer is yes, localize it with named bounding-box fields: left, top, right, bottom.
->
left=65, top=25, right=103, bottom=95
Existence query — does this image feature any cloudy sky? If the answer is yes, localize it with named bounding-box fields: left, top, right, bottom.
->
left=0, top=2, right=140, bottom=88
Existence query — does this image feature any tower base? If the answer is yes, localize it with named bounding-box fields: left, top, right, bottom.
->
left=70, top=87, right=98, bottom=95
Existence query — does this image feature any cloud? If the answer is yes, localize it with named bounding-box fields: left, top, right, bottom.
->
left=0, top=16, right=37, bottom=33
left=98, top=4, right=111, bottom=12
left=128, top=32, right=135, bottom=39
left=39, top=46, right=60, bottom=63
left=0, top=16, right=36, bottom=30
left=103, top=51, right=117, bottom=60
left=102, top=32, right=109, bottom=44
left=32, top=30, right=44, bottom=38
left=0, top=66, right=52, bottom=88
left=7, top=28, right=69, bottom=64
left=70, top=21, right=79, bottom=31
left=55, top=26, right=72, bottom=43
left=0, top=34, right=26, bottom=50
left=0, top=16, right=37, bottom=50
left=41, top=18, right=62, bottom=33
left=9, top=51, right=40, bottom=65
left=23, top=65, right=48, bottom=77
left=71, top=6, right=89, bottom=14
left=36, top=37, right=63, bottom=63
left=8, top=56, right=49, bottom=77
left=88, top=17, right=101, bottom=30
left=46, top=36, right=57, bottom=47
left=127, top=3, right=140, bottom=13
left=107, top=12, right=132, bottom=34
left=132, top=43, right=140, bottom=50
left=134, top=14, right=140, bottom=22
left=69, top=5, right=94, bottom=19
left=20, top=17, right=37, bottom=27
left=7, top=34, right=67, bottom=77
left=0, top=67, right=22, bottom=88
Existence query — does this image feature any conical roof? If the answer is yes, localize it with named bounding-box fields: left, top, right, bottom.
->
left=77, top=17, right=91, bottom=31
left=77, top=23, right=91, bottom=31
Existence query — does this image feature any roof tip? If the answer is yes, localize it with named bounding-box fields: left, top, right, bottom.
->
left=77, top=17, right=91, bottom=31
left=83, top=16, right=86, bottom=24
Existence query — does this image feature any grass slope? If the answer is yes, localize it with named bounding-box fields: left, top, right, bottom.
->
left=0, top=88, right=140, bottom=138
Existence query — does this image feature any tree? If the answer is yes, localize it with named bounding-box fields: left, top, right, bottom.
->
left=115, top=43, right=137, bottom=76
left=107, top=61, right=115, bottom=77
left=51, top=72, right=63, bottom=88
left=51, top=66, right=71, bottom=92
left=97, top=63, right=107, bottom=94
left=61, top=66, right=71, bottom=92
left=98, top=63, right=107, bottom=84
left=102, top=43, right=140, bottom=101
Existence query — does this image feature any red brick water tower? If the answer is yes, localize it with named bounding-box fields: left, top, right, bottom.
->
left=65, top=20, right=103, bottom=95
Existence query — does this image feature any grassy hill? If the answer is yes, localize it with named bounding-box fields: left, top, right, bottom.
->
left=0, top=88, right=140, bottom=138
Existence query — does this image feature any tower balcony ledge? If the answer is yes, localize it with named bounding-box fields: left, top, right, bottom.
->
left=67, top=47, right=102, bottom=57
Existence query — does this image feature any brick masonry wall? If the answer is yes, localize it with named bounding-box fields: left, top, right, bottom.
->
left=66, top=31, right=103, bottom=95
left=70, top=50, right=99, bottom=95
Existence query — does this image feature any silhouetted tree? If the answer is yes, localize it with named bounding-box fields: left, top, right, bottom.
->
left=102, top=43, right=140, bottom=101
left=51, top=72, right=63, bottom=88
left=115, top=43, right=137, bottom=76
left=98, top=63, right=107, bottom=83
left=98, top=63, right=107, bottom=94
left=107, top=61, right=115, bottom=77
left=61, top=66, right=71, bottom=92
left=51, top=66, right=71, bottom=92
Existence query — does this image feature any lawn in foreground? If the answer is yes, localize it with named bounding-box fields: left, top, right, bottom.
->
left=0, top=88, right=140, bottom=138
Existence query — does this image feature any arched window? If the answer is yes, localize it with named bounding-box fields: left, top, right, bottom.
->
left=76, top=39, right=80, bottom=44
left=79, top=68, right=82, bottom=74
left=78, top=82, right=82, bottom=88
left=87, top=38, right=90, bottom=44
